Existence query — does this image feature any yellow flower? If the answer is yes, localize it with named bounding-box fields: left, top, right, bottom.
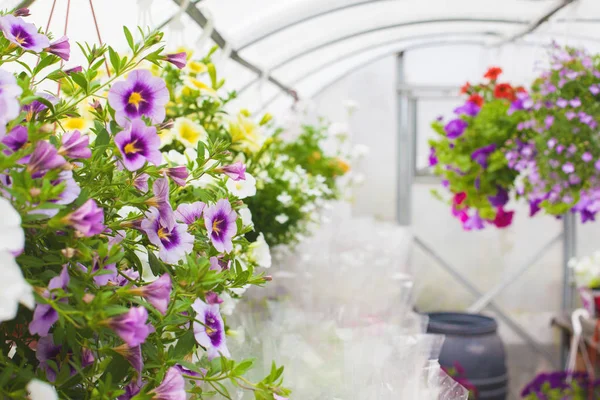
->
left=172, top=117, right=207, bottom=149
left=229, top=112, right=265, bottom=154
left=63, top=102, right=95, bottom=133
left=188, top=61, right=207, bottom=74
left=183, top=76, right=218, bottom=97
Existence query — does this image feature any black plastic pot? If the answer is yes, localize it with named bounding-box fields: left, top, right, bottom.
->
left=427, top=312, right=508, bottom=400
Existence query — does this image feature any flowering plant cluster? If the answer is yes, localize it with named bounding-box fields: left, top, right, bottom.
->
left=508, top=44, right=600, bottom=222
left=568, top=251, right=600, bottom=289
left=521, top=371, right=600, bottom=399
left=158, top=51, right=349, bottom=247
left=429, top=67, right=528, bottom=230
left=245, top=121, right=349, bottom=246
left=0, top=9, right=289, bottom=400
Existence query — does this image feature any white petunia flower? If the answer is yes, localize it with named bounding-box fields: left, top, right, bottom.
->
left=239, top=207, right=253, bottom=227
left=27, top=379, right=58, bottom=400
left=220, top=292, right=236, bottom=316
left=0, top=197, right=25, bottom=255
left=276, top=192, right=293, bottom=207
left=158, top=128, right=175, bottom=148
left=226, top=173, right=256, bottom=199
left=328, top=122, right=349, bottom=138
left=250, top=233, right=271, bottom=268
left=275, top=214, right=289, bottom=224
left=351, top=144, right=370, bottom=159
left=0, top=251, right=34, bottom=323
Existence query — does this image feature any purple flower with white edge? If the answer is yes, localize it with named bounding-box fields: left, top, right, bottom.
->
left=64, top=199, right=104, bottom=236
left=219, top=161, right=246, bottom=181
left=108, top=69, right=169, bottom=126
left=471, top=143, right=497, bottom=168
left=175, top=201, right=205, bottom=225
left=2, top=125, right=27, bottom=153
left=45, top=36, right=69, bottom=61
left=26, top=140, right=66, bottom=175
left=0, top=15, right=49, bottom=52
left=163, top=166, right=188, bottom=187
left=141, top=207, right=194, bottom=264
left=29, top=265, right=69, bottom=337
left=453, top=101, right=480, bottom=117
left=562, top=163, right=575, bottom=174
left=204, top=199, right=237, bottom=253
left=149, top=367, right=186, bottom=400
left=164, top=52, right=187, bottom=69
left=58, top=130, right=90, bottom=159
left=192, top=298, right=230, bottom=360
left=488, top=186, right=509, bottom=207
left=115, top=118, right=161, bottom=171
left=444, top=119, right=468, bottom=139
left=0, top=69, right=22, bottom=135
left=129, top=274, right=172, bottom=314
left=108, top=306, right=154, bottom=347
left=583, top=152, right=593, bottom=162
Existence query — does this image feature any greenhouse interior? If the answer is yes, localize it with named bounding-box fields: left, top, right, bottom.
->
left=4, top=0, right=600, bottom=399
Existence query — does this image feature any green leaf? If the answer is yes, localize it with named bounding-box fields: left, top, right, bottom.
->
left=34, top=54, right=60, bottom=75
left=94, top=128, right=110, bottom=147
left=108, top=46, right=120, bottom=75
left=147, top=249, right=164, bottom=276
left=232, top=358, right=255, bottom=376
left=101, top=356, right=130, bottom=384
left=171, top=330, right=196, bottom=360
left=123, top=26, right=135, bottom=51
left=70, top=72, right=88, bottom=93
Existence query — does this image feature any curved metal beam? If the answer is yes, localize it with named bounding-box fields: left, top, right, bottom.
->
left=237, top=31, right=502, bottom=95
left=237, top=0, right=389, bottom=51
left=262, top=18, right=529, bottom=72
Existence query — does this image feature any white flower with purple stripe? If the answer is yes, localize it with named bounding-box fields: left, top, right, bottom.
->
left=0, top=15, right=49, bottom=52
left=204, top=199, right=237, bottom=253
left=108, top=69, right=169, bottom=126
left=141, top=207, right=194, bottom=264
left=192, top=298, right=230, bottom=360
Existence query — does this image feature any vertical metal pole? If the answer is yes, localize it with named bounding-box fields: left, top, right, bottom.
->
left=561, top=213, right=576, bottom=366
left=396, top=52, right=413, bottom=226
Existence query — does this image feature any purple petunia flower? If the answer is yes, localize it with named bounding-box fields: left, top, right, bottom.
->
left=130, top=274, right=172, bottom=315
left=147, top=177, right=175, bottom=227
left=556, top=98, right=568, bottom=108
left=29, top=265, right=70, bottom=337
left=175, top=201, right=205, bottom=225
left=590, top=85, right=600, bottom=95
left=141, top=207, right=194, bottom=264
left=547, top=138, right=557, bottom=149
left=209, top=256, right=230, bottom=271
left=113, top=343, right=143, bottom=378
left=192, top=299, right=230, bottom=360
left=471, top=143, right=497, bottom=168
left=64, top=199, right=105, bottom=236
left=164, top=52, right=187, bottom=69
left=0, top=15, right=49, bottom=52
left=46, top=36, right=70, bottom=61
left=488, top=186, right=509, bottom=207
left=22, top=92, right=58, bottom=117
left=64, top=66, right=82, bottom=75
left=36, top=335, right=64, bottom=382
left=444, top=119, right=468, bottom=139
left=508, top=92, right=533, bottom=115
left=174, top=364, right=207, bottom=378
left=108, top=306, right=154, bottom=347
left=108, top=69, right=169, bottom=126
left=2, top=125, right=28, bottom=153
left=204, top=199, right=237, bottom=253
left=219, top=161, right=246, bottom=181
left=570, top=97, right=582, bottom=108
left=562, top=162, right=575, bottom=174
left=583, top=152, right=593, bottom=162
left=58, top=130, right=91, bottom=159
left=115, top=118, right=162, bottom=171
left=428, top=147, right=438, bottom=166
left=149, top=367, right=186, bottom=400
left=26, top=140, right=66, bottom=175
left=163, top=166, right=188, bottom=187
left=0, top=69, right=23, bottom=136
left=114, top=268, right=140, bottom=287
left=545, top=115, right=555, bottom=129
left=463, top=213, right=484, bottom=231
left=565, top=111, right=576, bottom=120
left=453, top=101, right=480, bottom=117
left=205, top=291, right=223, bottom=305
left=133, top=173, right=149, bottom=192
left=13, top=8, right=30, bottom=17
left=79, top=256, right=117, bottom=286
left=34, top=170, right=81, bottom=217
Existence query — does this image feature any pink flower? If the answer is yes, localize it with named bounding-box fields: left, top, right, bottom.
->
left=46, top=36, right=70, bottom=61
left=164, top=52, right=187, bottom=69
left=219, top=161, right=246, bottom=181
left=58, top=130, right=91, bottom=159
left=64, top=199, right=105, bottom=236
left=149, top=367, right=186, bottom=400
left=130, top=274, right=172, bottom=314
left=108, top=306, right=154, bottom=347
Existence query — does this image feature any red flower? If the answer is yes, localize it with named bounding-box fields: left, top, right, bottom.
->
left=494, top=83, right=515, bottom=101
left=484, top=67, right=503, bottom=80
left=460, top=82, right=470, bottom=94
left=453, top=192, right=467, bottom=205
left=515, top=86, right=527, bottom=94
left=468, top=94, right=484, bottom=107
left=493, top=207, right=514, bottom=228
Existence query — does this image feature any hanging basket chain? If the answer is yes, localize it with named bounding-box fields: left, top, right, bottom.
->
left=88, top=0, right=111, bottom=77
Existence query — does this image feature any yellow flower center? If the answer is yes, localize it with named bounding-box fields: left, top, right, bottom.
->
left=128, top=92, right=144, bottom=107
left=212, top=219, right=221, bottom=234
left=179, top=124, right=201, bottom=143
left=123, top=140, right=140, bottom=155
left=157, top=227, right=169, bottom=239
left=64, top=118, right=87, bottom=130
left=15, top=35, right=25, bottom=44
